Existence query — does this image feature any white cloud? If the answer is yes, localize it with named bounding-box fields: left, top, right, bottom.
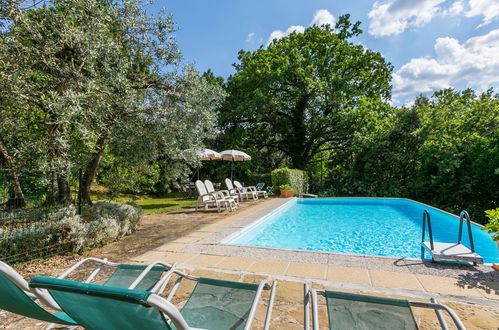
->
left=246, top=32, right=256, bottom=43
left=442, top=0, right=464, bottom=16
left=310, top=9, right=335, bottom=27
left=465, top=0, right=499, bottom=28
left=266, top=25, right=305, bottom=46
left=393, top=28, right=499, bottom=100
left=368, top=0, right=447, bottom=37
left=266, top=9, right=335, bottom=46
left=368, top=0, right=499, bottom=37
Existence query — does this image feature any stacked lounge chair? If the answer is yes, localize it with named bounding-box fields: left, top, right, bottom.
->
left=195, top=180, right=237, bottom=212
left=225, top=178, right=259, bottom=201
left=204, top=179, right=240, bottom=206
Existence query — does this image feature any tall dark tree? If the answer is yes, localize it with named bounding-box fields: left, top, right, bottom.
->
left=221, top=15, right=392, bottom=170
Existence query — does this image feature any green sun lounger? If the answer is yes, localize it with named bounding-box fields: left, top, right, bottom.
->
left=0, top=258, right=172, bottom=326
left=29, top=270, right=277, bottom=330
left=304, top=284, right=466, bottom=330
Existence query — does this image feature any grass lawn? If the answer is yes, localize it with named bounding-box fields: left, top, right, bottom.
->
left=132, top=197, right=196, bottom=215
left=91, top=187, right=196, bottom=215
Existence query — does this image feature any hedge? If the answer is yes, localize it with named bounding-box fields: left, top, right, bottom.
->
left=271, top=168, right=308, bottom=195
left=0, top=202, right=142, bottom=262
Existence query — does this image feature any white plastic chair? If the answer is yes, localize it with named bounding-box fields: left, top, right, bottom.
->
left=195, top=180, right=231, bottom=212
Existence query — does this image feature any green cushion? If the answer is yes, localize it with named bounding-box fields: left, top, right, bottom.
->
left=105, top=264, right=167, bottom=291
left=177, top=277, right=259, bottom=330
left=325, top=291, right=418, bottom=330
left=30, top=276, right=170, bottom=330
left=0, top=273, right=76, bottom=325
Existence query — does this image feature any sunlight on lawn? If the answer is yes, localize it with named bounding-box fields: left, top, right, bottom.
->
left=90, top=188, right=196, bottom=215
left=133, top=197, right=196, bottom=215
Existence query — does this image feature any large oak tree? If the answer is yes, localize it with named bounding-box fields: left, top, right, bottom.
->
left=221, top=15, right=392, bottom=170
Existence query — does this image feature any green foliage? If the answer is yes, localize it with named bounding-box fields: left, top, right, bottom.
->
left=279, top=184, right=292, bottom=191
left=220, top=16, right=392, bottom=170
left=271, top=168, right=308, bottom=195
left=321, top=89, right=498, bottom=222
left=0, top=0, right=224, bottom=201
left=244, top=173, right=272, bottom=187
left=482, top=209, right=499, bottom=241
left=99, top=158, right=161, bottom=195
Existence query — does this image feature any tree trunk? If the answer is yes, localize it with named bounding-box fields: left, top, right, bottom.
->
left=80, top=133, right=110, bottom=205
left=57, top=175, right=71, bottom=203
left=45, top=172, right=59, bottom=206
left=0, top=141, right=26, bottom=208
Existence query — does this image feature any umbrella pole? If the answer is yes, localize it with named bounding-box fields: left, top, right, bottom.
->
left=231, top=162, right=233, bottom=181
left=197, top=166, right=200, bottom=180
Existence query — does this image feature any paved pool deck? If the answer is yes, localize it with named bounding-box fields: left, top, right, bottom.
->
left=132, top=198, right=499, bottom=306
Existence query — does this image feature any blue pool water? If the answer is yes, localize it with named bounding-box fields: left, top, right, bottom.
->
left=227, top=198, right=499, bottom=263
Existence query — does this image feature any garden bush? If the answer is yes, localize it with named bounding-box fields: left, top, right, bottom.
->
left=81, top=201, right=142, bottom=249
left=0, top=202, right=142, bottom=262
left=271, top=168, right=308, bottom=195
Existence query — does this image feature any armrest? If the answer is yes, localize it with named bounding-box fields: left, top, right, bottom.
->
left=128, top=261, right=175, bottom=292
left=200, top=192, right=218, bottom=201
left=58, top=257, right=119, bottom=280
left=217, top=189, right=231, bottom=197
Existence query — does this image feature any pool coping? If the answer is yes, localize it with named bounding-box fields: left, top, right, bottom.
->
left=180, top=197, right=498, bottom=281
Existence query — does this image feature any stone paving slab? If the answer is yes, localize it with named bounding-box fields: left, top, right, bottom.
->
left=326, top=266, right=371, bottom=285
left=249, top=260, right=290, bottom=275
left=370, top=270, right=424, bottom=291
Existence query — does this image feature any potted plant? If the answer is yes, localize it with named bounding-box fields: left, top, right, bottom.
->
left=279, top=184, right=294, bottom=198
left=482, top=208, right=499, bottom=270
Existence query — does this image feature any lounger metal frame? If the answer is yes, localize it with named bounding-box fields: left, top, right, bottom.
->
left=303, top=284, right=466, bottom=330
left=144, top=261, right=277, bottom=330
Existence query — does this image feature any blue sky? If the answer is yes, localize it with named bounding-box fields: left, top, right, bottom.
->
left=153, top=0, right=499, bottom=104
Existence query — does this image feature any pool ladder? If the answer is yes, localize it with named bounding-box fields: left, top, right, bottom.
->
left=421, top=210, right=482, bottom=265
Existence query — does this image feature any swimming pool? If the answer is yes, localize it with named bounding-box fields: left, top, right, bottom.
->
left=225, top=198, right=499, bottom=263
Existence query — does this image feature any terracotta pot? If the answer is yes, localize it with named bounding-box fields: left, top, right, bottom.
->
left=493, top=241, right=499, bottom=271
left=280, top=190, right=294, bottom=198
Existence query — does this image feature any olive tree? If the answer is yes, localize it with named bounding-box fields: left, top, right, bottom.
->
left=0, top=0, right=224, bottom=204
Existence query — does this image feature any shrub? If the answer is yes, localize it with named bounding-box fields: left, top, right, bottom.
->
left=0, top=202, right=142, bottom=262
left=483, top=208, right=499, bottom=241
left=271, top=168, right=308, bottom=195
left=80, top=201, right=142, bottom=250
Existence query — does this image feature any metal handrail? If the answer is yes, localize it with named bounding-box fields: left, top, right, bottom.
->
left=458, top=210, right=475, bottom=253
left=421, top=210, right=434, bottom=250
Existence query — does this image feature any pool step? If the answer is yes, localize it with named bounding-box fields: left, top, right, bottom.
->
left=421, top=209, right=484, bottom=265
left=422, top=241, right=483, bottom=264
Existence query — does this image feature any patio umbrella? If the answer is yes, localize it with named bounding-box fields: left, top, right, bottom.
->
left=179, top=148, right=221, bottom=179
left=219, top=149, right=252, bottom=181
